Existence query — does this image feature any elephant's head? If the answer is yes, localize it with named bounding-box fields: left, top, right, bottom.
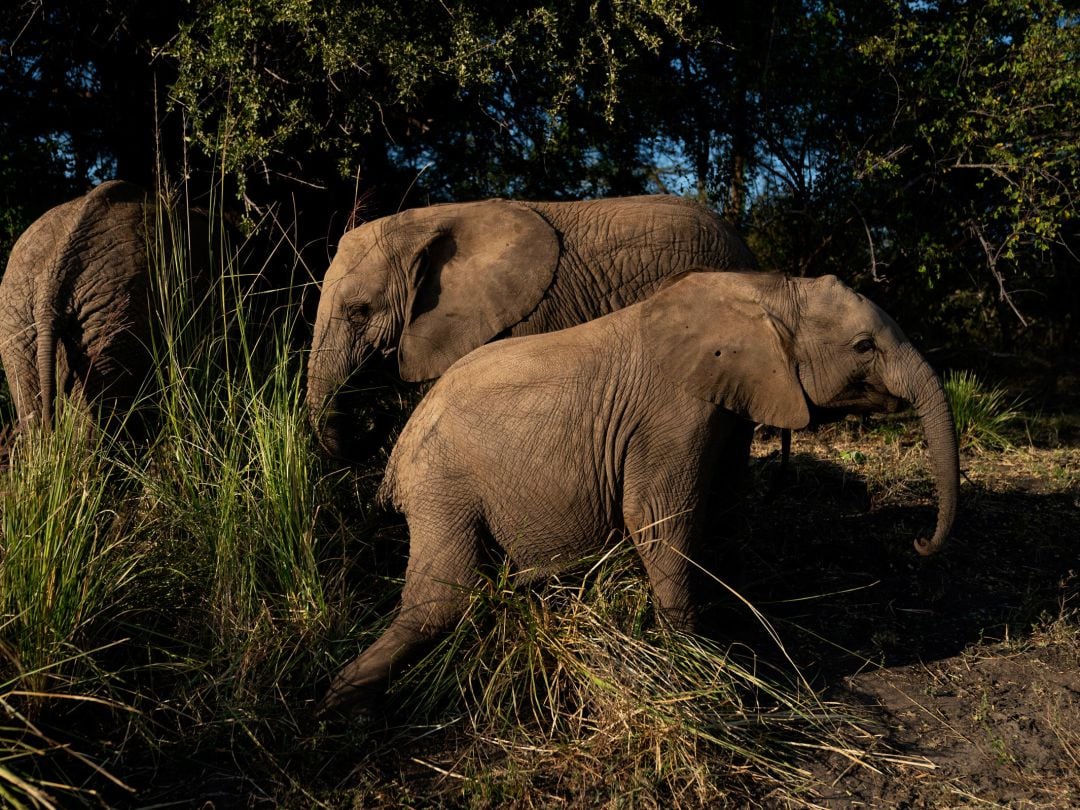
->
left=307, top=201, right=559, bottom=458
left=643, top=271, right=959, bottom=555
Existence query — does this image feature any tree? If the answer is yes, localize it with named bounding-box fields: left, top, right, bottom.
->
left=167, top=1, right=695, bottom=215
left=858, top=0, right=1080, bottom=355
left=1, top=0, right=188, bottom=262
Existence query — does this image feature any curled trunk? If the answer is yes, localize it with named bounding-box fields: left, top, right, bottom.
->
left=888, top=345, right=960, bottom=555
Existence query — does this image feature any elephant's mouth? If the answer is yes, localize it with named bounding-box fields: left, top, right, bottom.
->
left=314, top=365, right=413, bottom=465
left=807, top=380, right=905, bottom=422
left=316, top=402, right=398, bottom=465
left=805, top=393, right=903, bottom=426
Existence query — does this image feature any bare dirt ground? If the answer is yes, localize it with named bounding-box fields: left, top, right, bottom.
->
left=820, top=640, right=1080, bottom=808
left=738, top=394, right=1080, bottom=808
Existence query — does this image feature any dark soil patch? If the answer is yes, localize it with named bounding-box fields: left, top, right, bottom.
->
left=730, top=419, right=1080, bottom=808
left=815, top=641, right=1080, bottom=808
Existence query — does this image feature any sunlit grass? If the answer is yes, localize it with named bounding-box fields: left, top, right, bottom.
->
left=0, top=406, right=142, bottom=808
left=945, top=369, right=1024, bottom=451
left=390, top=545, right=855, bottom=806
left=0, top=405, right=137, bottom=697
left=135, top=188, right=328, bottom=679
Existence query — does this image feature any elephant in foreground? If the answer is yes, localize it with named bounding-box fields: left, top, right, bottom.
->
left=306, top=195, right=759, bottom=459
left=0, top=180, right=157, bottom=432
left=320, top=271, right=960, bottom=714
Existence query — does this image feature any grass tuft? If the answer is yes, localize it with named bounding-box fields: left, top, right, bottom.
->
left=0, top=405, right=137, bottom=698
left=0, top=407, right=141, bottom=808
left=392, top=545, right=852, bottom=806
left=945, top=369, right=1024, bottom=451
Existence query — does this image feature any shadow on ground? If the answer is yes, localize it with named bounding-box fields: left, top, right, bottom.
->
left=715, top=446, right=1078, bottom=683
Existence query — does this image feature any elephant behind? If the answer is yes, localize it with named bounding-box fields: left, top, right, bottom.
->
left=306, top=195, right=759, bottom=459
left=320, top=271, right=960, bottom=714
left=1, top=180, right=171, bottom=433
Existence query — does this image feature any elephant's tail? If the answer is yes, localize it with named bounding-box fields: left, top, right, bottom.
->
left=34, top=283, right=58, bottom=431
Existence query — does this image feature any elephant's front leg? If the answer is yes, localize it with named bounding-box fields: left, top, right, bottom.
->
left=620, top=408, right=731, bottom=633
left=320, top=514, right=484, bottom=716
left=624, top=502, right=703, bottom=633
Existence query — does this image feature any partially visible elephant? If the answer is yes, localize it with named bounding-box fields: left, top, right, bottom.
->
left=320, top=270, right=960, bottom=714
left=1, top=180, right=161, bottom=432
left=307, top=195, right=759, bottom=459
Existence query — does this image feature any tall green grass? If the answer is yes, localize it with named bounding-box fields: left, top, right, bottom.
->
left=136, top=188, right=328, bottom=680
left=0, top=404, right=135, bottom=696
left=945, top=369, right=1023, bottom=451
left=0, top=402, right=140, bottom=808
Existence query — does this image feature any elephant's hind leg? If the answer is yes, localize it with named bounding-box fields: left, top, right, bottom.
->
left=320, top=512, right=484, bottom=716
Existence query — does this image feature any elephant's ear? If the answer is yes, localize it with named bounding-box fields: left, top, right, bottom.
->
left=398, top=201, right=559, bottom=381
left=641, top=272, right=810, bottom=429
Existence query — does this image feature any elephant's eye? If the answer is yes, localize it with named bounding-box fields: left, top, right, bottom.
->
left=853, top=337, right=875, bottom=354
left=347, top=301, right=371, bottom=319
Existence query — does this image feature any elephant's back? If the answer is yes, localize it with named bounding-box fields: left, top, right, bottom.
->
left=516, top=197, right=757, bottom=335
left=379, top=315, right=624, bottom=513
left=3, top=197, right=85, bottom=285
left=536, top=195, right=756, bottom=269
left=2, top=183, right=149, bottom=302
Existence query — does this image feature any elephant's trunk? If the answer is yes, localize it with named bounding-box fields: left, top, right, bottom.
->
left=306, top=322, right=353, bottom=459
left=888, top=345, right=959, bottom=555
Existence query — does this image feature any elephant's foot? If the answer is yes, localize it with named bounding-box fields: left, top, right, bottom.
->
left=316, top=670, right=385, bottom=720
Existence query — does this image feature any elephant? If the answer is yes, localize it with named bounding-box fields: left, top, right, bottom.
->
left=306, top=194, right=759, bottom=460
left=319, top=270, right=960, bottom=715
left=0, top=180, right=182, bottom=434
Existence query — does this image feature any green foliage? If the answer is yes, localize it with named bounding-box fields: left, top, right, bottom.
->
left=945, top=369, right=1024, bottom=451
left=168, top=0, right=694, bottom=195
left=856, top=0, right=1080, bottom=347
left=864, top=0, right=1080, bottom=255
left=0, top=406, right=135, bottom=694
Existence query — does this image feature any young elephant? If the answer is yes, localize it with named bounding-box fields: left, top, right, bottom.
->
left=320, top=271, right=960, bottom=714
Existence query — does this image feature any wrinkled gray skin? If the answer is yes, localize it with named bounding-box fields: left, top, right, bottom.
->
left=307, top=195, right=758, bottom=458
left=320, top=271, right=960, bottom=715
left=0, top=180, right=154, bottom=431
